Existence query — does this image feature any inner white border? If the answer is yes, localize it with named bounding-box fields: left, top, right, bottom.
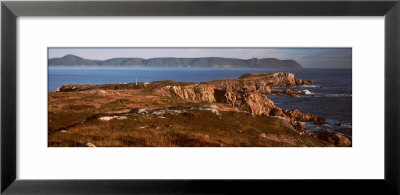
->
left=17, top=17, right=384, bottom=179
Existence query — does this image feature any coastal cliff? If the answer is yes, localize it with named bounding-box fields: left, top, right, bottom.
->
left=152, top=73, right=323, bottom=124
left=50, top=72, right=351, bottom=147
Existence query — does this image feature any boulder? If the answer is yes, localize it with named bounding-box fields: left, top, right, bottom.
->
left=270, top=107, right=285, bottom=117
left=259, top=133, right=267, bottom=138
left=293, top=121, right=314, bottom=136
left=317, top=131, right=352, bottom=147
left=242, top=92, right=275, bottom=115
left=82, top=142, right=96, bottom=147
left=271, top=88, right=281, bottom=94
left=257, top=85, right=271, bottom=94
left=97, top=90, right=106, bottom=94
left=284, top=88, right=298, bottom=97
left=295, top=121, right=306, bottom=131
left=283, top=109, right=325, bottom=124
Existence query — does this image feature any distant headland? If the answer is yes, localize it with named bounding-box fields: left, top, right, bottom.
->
left=48, top=54, right=303, bottom=68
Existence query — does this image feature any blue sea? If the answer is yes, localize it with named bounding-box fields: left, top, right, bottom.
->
left=49, top=67, right=352, bottom=136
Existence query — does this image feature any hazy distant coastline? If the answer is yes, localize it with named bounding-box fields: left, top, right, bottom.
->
left=49, top=54, right=303, bottom=68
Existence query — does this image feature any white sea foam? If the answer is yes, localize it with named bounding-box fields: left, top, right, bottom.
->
left=301, top=85, right=318, bottom=88
left=340, top=123, right=352, bottom=128
left=326, top=94, right=352, bottom=97
left=302, top=90, right=314, bottom=95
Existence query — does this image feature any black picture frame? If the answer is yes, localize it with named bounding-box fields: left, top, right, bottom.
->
left=1, top=0, right=399, bottom=194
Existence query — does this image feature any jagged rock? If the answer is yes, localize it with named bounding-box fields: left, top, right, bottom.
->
left=293, top=121, right=313, bottom=136
left=295, top=121, right=306, bottom=131
left=154, top=84, right=276, bottom=116
left=238, top=72, right=314, bottom=87
left=153, top=73, right=323, bottom=123
left=257, top=85, right=272, bottom=94
left=272, top=88, right=305, bottom=97
left=283, top=109, right=325, bottom=124
left=272, top=90, right=282, bottom=95
left=271, top=88, right=281, bottom=94
left=317, top=131, right=352, bottom=147
left=270, top=107, right=284, bottom=116
left=303, top=80, right=314, bottom=85
left=284, top=88, right=298, bottom=97
left=260, top=133, right=267, bottom=138
left=242, top=92, right=275, bottom=115
left=63, top=72, right=323, bottom=127
left=154, top=84, right=216, bottom=102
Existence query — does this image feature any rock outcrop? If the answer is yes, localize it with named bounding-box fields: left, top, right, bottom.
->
left=153, top=84, right=276, bottom=116
left=56, top=72, right=325, bottom=127
left=271, top=88, right=315, bottom=97
left=50, top=72, right=349, bottom=146
left=153, top=72, right=325, bottom=126
left=317, top=131, right=352, bottom=147
left=57, top=83, right=145, bottom=92
left=154, top=84, right=217, bottom=102
left=238, top=72, right=314, bottom=87
left=283, top=88, right=298, bottom=97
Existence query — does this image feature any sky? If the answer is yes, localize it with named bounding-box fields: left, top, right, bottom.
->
left=48, top=48, right=352, bottom=69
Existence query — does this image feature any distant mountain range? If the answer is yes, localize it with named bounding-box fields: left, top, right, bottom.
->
left=48, top=54, right=303, bottom=68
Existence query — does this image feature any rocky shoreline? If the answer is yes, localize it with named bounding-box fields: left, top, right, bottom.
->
left=54, top=72, right=351, bottom=147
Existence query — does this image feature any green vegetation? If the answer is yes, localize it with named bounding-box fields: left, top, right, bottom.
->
left=49, top=55, right=303, bottom=68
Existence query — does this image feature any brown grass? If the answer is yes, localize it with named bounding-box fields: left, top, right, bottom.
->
left=48, top=109, right=329, bottom=147
left=48, top=88, right=330, bottom=147
left=144, top=80, right=195, bottom=92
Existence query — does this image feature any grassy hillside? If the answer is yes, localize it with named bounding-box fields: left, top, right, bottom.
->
left=49, top=55, right=303, bottom=68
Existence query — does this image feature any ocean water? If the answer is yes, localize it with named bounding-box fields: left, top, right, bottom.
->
left=49, top=67, right=352, bottom=136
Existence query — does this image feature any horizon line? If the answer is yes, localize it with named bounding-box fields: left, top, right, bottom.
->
left=50, top=54, right=298, bottom=61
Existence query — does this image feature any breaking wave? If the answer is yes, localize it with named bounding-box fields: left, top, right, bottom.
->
left=301, top=90, right=313, bottom=95
left=301, top=85, right=319, bottom=88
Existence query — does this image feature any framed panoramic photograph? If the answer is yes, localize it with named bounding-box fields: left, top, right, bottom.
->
left=2, top=0, right=400, bottom=194
left=47, top=47, right=352, bottom=147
